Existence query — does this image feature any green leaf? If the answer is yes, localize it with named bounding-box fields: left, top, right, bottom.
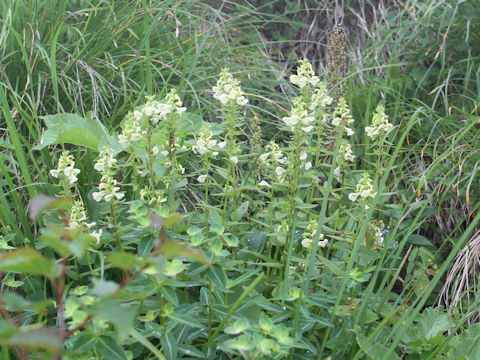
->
left=160, top=238, right=209, bottom=265
left=418, top=307, right=453, bottom=340
left=353, top=326, right=400, bottom=360
left=177, top=344, right=205, bottom=358
left=96, top=336, right=127, bottom=360
left=86, top=298, right=135, bottom=341
left=0, top=320, right=18, bottom=339
left=34, top=113, right=121, bottom=153
left=29, top=194, right=72, bottom=221
left=0, top=248, right=57, bottom=277
left=408, top=234, right=434, bottom=246
left=107, top=251, right=145, bottom=270
left=244, top=231, right=267, bottom=252
left=0, top=328, right=62, bottom=353
left=167, top=312, right=204, bottom=329
left=41, top=226, right=94, bottom=257
left=449, top=323, right=480, bottom=359
left=206, top=264, right=227, bottom=291
left=160, top=333, right=177, bottom=360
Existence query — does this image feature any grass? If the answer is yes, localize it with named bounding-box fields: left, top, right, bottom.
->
left=0, top=0, right=479, bottom=359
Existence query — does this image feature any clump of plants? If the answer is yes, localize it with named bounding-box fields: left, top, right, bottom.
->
left=0, top=59, right=479, bottom=360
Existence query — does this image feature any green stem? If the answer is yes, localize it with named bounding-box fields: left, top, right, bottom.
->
left=204, top=272, right=265, bottom=350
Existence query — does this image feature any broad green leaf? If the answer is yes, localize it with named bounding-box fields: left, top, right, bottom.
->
left=107, top=251, right=145, bottom=270
left=40, top=226, right=94, bottom=257
left=35, top=113, right=121, bottom=153
left=0, top=320, right=18, bottom=339
left=160, top=333, right=177, bottom=360
left=91, top=278, right=118, bottom=297
left=67, top=331, right=98, bottom=353
left=1, top=292, right=54, bottom=313
left=408, top=234, right=434, bottom=246
left=0, top=328, right=62, bottom=352
left=418, top=307, right=453, bottom=340
left=449, top=323, right=480, bottom=359
left=244, top=231, right=267, bottom=252
left=86, top=298, right=135, bottom=341
left=160, top=238, right=209, bottom=265
left=0, top=248, right=57, bottom=277
left=29, top=194, right=72, bottom=221
left=96, top=336, right=126, bottom=360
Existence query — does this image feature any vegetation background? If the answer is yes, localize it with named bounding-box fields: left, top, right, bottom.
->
left=0, top=0, right=479, bottom=359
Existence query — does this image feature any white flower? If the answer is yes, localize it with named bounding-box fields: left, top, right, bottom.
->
left=90, top=229, right=102, bottom=244
left=94, top=162, right=105, bottom=172
left=345, top=127, right=355, bottom=136
left=152, top=146, right=159, bottom=155
left=290, top=60, right=319, bottom=89
left=230, top=156, right=238, bottom=164
left=92, top=191, right=104, bottom=202
left=275, top=166, right=285, bottom=177
left=305, top=162, right=312, bottom=170
left=334, top=166, right=341, bottom=178
left=218, top=141, right=226, bottom=149
left=50, top=151, right=80, bottom=186
left=301, top=238, right=313, bottom=248
left=50, top=169, right=60, bottom=178
left=349, top=172, right=376, bottom=202
left=197, top=174, right=207, bottom=183
left=213, top=69, right=247, bottom=107
left=299, top=151, right=307, bottom=161
left=259, top=180, right=271, bottom=188
left=366, top=104, right=393, bottom=140
left=302, top=125, right=314, bottom=133
left=133, top=110, right=143, bottom=121
left=176, top=107, right=187, bottom=115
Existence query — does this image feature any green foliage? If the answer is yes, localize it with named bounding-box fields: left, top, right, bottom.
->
left=0, top=1, right=479, bottom=359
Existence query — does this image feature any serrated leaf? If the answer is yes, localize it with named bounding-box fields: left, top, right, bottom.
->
left=0, top=248, right=57, bottom=277
left=418, top=307, right=453, bottom=340
left=35, top=113, right=121, bottom=153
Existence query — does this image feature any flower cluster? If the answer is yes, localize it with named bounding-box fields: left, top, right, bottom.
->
left=118, top=112, right=144, bottom=146
left=192, top=123, right=223, bottom=157
left=332, top=98, right=355, bottom=137
left=365, top=104, right=393, bottom=139
left=212, top=68, right=248, bottom=106
left=301, top=219, right=328, bottom=249
left=50, top=151, right=80, bottom=185
left=282, top=97, right=315, bottom=133
left=132, top=93, right=186, bottom=126
left=69, top=200, right=95, bottom=230
left=165, top=89, right=187, bottom=116
left=348, top=172, right=376, bottom=202
left=289, top=59, right=319, bottom=88
left=92, top=147, right=124, bottom=203
left=309, top=82, right=333, bottom=111
left=258, top=141, right=288, bottom=186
